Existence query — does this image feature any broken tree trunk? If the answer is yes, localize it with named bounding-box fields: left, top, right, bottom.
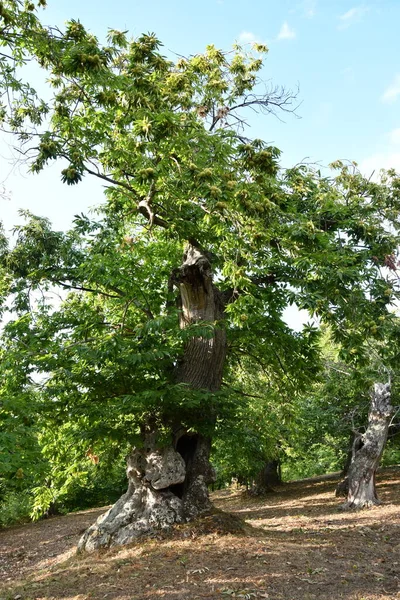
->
left=340, top=381, right=392, bottom=510
left=78, top=243, right=226, bottom=551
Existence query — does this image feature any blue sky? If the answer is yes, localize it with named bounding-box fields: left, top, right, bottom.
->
left=1, top=0, right=400, bottom=233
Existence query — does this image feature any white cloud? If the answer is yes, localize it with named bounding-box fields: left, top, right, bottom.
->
left=389, top=128, right=400, bottom=145
left=238, top=31, right=261, bottom=45
left=303, top=0, right=317, bottom=18
left=381, top=74, right=400, bottom=104
left=338, top=5, right=369, bottom=29
left=359, top=153, right=400, bottom=179
left=277, top=22, right=296, bottom=41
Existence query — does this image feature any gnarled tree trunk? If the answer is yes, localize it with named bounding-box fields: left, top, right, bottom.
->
left=78, top=243, right=227, bottom=551
left=340, top=381, right=392, bottom=510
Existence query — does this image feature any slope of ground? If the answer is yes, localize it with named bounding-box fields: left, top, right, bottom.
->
left=0, top=469, right=399, bottom=600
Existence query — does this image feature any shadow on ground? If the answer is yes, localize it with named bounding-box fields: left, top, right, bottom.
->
left=0, top=469, right=399, bottom=600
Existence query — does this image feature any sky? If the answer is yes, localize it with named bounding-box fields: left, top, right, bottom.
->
left=1, top=0, right=400, bottom=233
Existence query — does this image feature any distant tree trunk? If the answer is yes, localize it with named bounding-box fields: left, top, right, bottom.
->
left=252, top=459, right=282, bottom=495
left=78, top=244, right=227, bottom=552
left=335, top=433, right=364, bottom=497
left=342, top=432, right=357, bottom=476
left=340, top=381, right=392, bottom=510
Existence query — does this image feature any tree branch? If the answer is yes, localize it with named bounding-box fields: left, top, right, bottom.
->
left=221, top=382, right=265, bottom=400
left=82, top=165, right=135, bottom=192
left=138, top=181, right=169, bottom=229
left=55, top=281, right=123, bottom=298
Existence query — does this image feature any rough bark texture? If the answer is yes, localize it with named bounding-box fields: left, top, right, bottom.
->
left=175, top=244, right=226, bottom=391
left=78, top=439, right=186, bottom=552
left=78, top=244, right=226, bottom=552
left=252, top=460, right=282, bottom=495
left=340, top=381, right=392, bottom=510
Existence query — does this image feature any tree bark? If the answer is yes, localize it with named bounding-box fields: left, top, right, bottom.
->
left=78, top=243, right=226, bottom=551
left=335, top=433, right=363, bottom=497
left=340, top=381, right=392, bottom=510
left=251, top=459, right=282, bottom=495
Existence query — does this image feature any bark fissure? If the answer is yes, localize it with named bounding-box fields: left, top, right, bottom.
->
left=169, top=433, right=199, bottom=499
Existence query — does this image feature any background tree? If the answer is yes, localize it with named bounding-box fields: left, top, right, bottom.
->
left=282, top=326, right=400, bottom=506
left=212, top=327, right=321, bottom=492
left=336, top=321, right=400, bottom=508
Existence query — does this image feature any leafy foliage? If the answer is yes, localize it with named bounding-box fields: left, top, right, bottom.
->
left=1, top=5, right=400, bottom=521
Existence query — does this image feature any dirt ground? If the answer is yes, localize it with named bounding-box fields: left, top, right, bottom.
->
left=0, top=469, right=399, bottom=600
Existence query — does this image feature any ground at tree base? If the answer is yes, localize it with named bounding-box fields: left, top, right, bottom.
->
left=1, top=469, right=399, bottom=600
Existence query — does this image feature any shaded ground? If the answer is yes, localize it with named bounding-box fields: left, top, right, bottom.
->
left=1, top=469, right=399, bottom=600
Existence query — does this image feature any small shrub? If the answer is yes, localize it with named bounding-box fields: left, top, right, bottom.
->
left=0, top=489, right=33, bottom=527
